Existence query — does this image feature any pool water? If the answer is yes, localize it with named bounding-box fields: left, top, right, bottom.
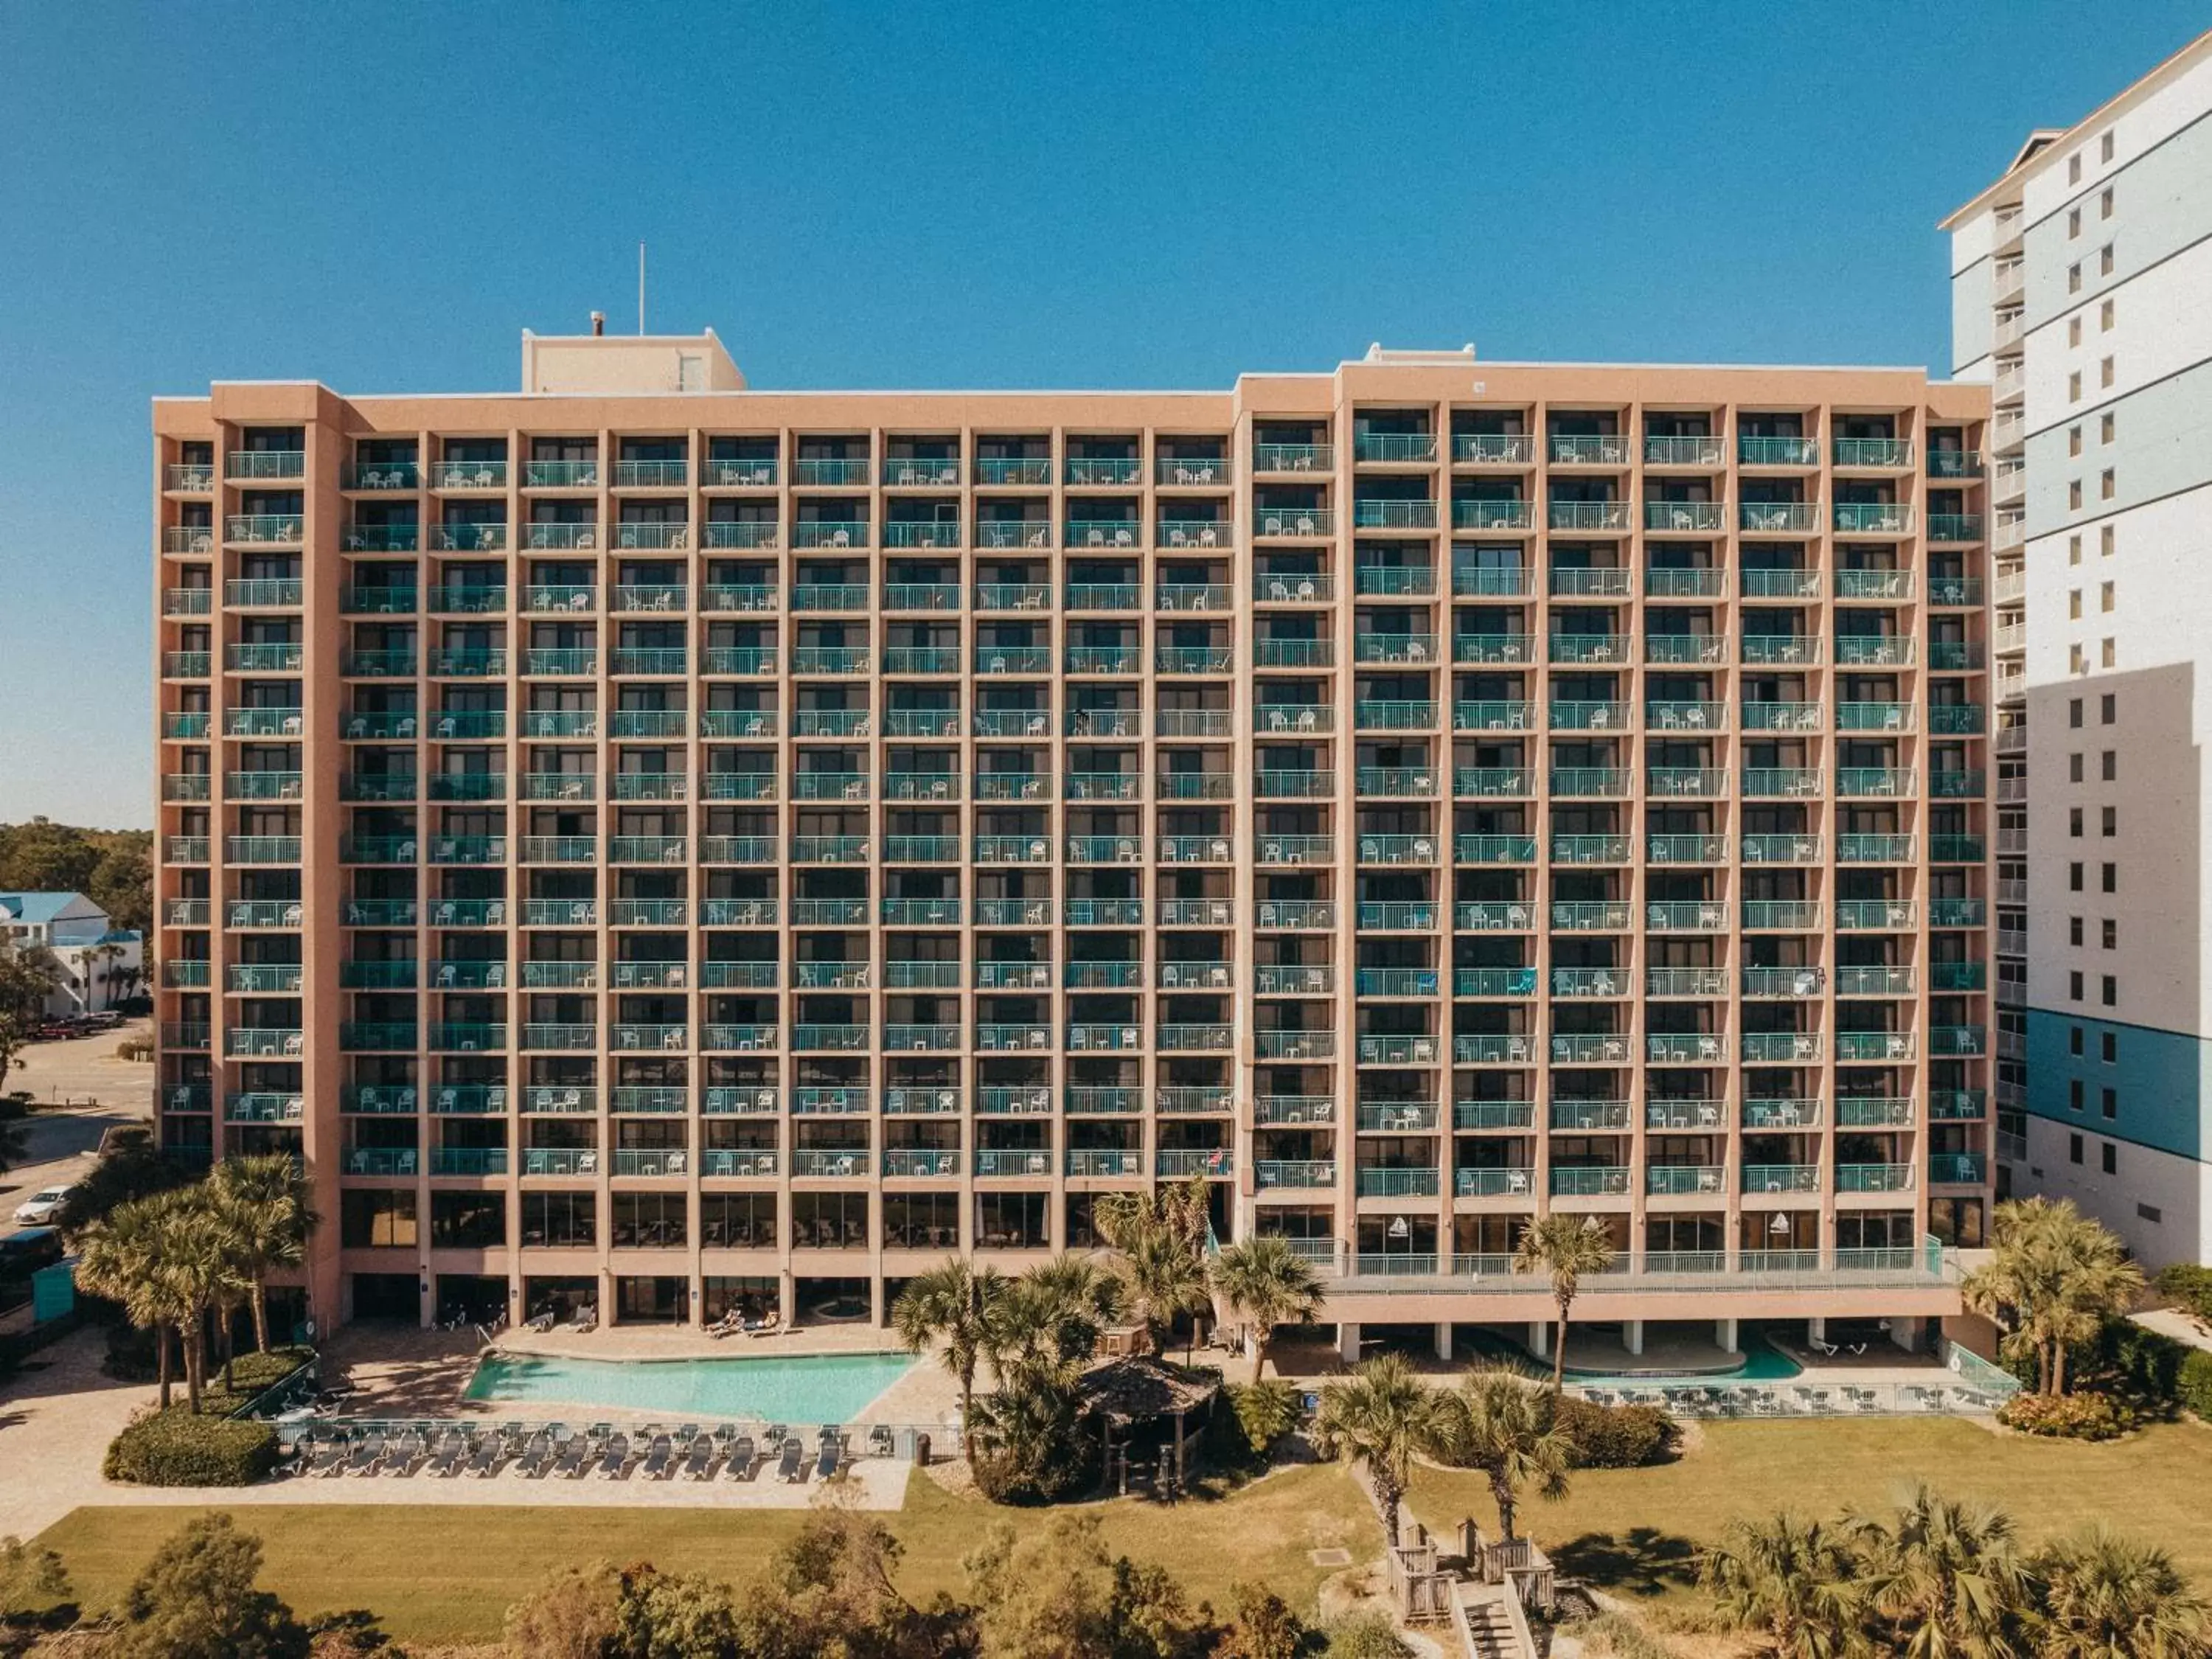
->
left=1460, top=1326, right=1804, bottom=1386
left=465, top=1350, right=917, bottom=1424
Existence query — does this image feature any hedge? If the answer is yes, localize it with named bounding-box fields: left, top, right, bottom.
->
left=1997, top=1390, right=2129, bottom=1440
left=1553, top=1394, right=1676, bottom=1468
left=105, top=1410, right=281, bottom=1486
left=2180, top=1350, right=2212, bottom=1419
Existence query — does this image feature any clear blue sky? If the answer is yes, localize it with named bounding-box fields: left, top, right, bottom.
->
left=1, top=2, right=2201, bottom=829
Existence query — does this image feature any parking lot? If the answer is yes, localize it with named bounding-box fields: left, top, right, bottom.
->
left=4, top=1018, right=153, bottom=1217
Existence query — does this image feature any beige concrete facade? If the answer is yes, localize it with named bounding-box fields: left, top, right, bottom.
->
left=151, top=335, right=1992, bottom=1339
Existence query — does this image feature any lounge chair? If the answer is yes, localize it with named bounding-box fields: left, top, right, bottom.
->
left=552, top=1436, right=588, bottom=1478
left=309, top=1434, right=352, bottom=1477
left=777, top=1437, right=804, bottom=1482
left=724, top=1436, right=757, bottom=1480
left=866, top=1425, right=896, bottom=1458
left=683, top=1440, right=716, bottom=1481
left=463, top=1434, right=500, bottom=1477
left=640, top=1436, right=675, bottom=1480
left=344, top=1433, right=387, bottom=1475
left=424, top=1432, right=465, bottom=1477
left=595, top=1434, right=633, bottom=1478
left=816, top=1430, right=845, bottom=1481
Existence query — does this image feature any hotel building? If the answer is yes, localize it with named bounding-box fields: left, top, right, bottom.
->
left=1944, top=28, right=2212, bottom=1269
left=152, top=331, right=1993, bottom=1350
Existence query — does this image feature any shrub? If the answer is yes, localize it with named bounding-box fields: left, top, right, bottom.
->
left=2088, top=1319, right=2187, bottom=1412
left=1554, top=1394, right=1676, bottom=1468
left=105, top=1411, right=281, bottom=1486
left=2177, top=1351, right=2212, bottom=1419
left=1322, top=1608, right=1416, bottom=1658
left=1572, top=1610, right=1683, bottom=1658
left=2157, top=1263, right=2212, bottom=1324
left=114, top=1037, right=154, bottom=1062
left=1225, top=1380, right=1303, bottom=1458
left=1997, top=1389, right=2128, bottom=1440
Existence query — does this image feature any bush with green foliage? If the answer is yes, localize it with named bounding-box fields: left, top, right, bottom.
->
left=1997, top=1388, right=2129, bottom=1439
left=2157, top=1262, right=2212, bottom=1324
left=1321, top=1607, right=1416, bottom=1658
left=109, top=1514, right=307, bottom=1658
left=2179, top=1350, right=2212, bottom=1419
left=1552, top=1394, right=1676, bottom=1468
left=105, top=1410, right=281, bottom=1486
left=1225, top=1379, right=1303, bottom=1458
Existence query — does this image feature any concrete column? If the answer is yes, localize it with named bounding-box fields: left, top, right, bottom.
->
left=1807, top=1315, right=1826, bottom=1345
left=1624, top=1320, right=1644, bottom=1357
left=779, top=1270, right=796, bottom=1327
left=869, top=1276, right=886, bottom=1329
left=1337, top=1322, right=1362, bottom=1364
left=1716, top=1318, right=1739, bottom=1354
left=1889, top=1315, right=1922, bottom=1352
left=1435, top=1321, right=1453, bottom=1362
left=1528, top=1320, right=1550, bottom=1358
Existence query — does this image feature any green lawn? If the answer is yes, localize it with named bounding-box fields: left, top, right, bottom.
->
left=1410, top=1416, right=2212, bottom=1601
left=34, top=1463, right=1379, bottom=1644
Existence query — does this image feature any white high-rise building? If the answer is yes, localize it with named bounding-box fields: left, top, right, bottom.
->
left=1944, top=29, right=2212, bottom=1268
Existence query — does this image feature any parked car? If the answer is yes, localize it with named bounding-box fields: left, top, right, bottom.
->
left=13, top=1186, right=72, bottom=1225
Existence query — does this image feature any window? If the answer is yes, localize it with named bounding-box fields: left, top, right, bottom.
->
left=2068, top=424, right=2083, bottom=456
left=341, top=1190, right=418, bottom=1249
left=2103, top=919, right=2118, bottom=950
left=2101, top=245, right=2115, bottom=275
left=2101, top=637, right=2116, bottom=669
left=2102, top=1031, right=2117, bottom=1062
left=2102, top=975, right=2118, bottom=1006
left=2069, top=317, right=2083, bottom=349
left=2069, top=533, right=2084, bottom=565
left=2070, top=806, right=2084, bottom=837
left=2101, top=524, right=2115, bottom=557
left=2069, top=752, right=2084, bottom=782
left=2101, top=805, right=2116, bottom=836
left=2070, top=915, right=2085, bottom=946
left=2070, top=1024, right=2086, bottom=1054
left=2101, top=1088, right=2117, bottom=1120
left=2069, top=584, right=2083, bottom=616
left=2070, top=1133, right=2084, bottom=1164
left=2067, top=207, right=2081, bottom=238
left=2100, top=582, right=2114, bottom=613
left=2070, top=643, right=2087, bottom=674
left=2068, top=370, right=2082, bottom=401
left=2101, top=187, right=2114, bottom=219
left=2070, top=860, right=2084, bottom=891
left=2070, top=1079, right=2085, bottom=1111
left=2101, top=411, right=2115, bottom=443
left=2101, top=693, right=2115, bottom=723
left=2069, top=481, right=2084, bottom=511
left=2070, top=153, right=2083, bottom=183
left=2101, top=1142, right=2118, bottom=1175
left=2101, top=863, right=2116, bottom=892
left=2101, top=298, right=2115, bottom=330
left=2101, top=468, right=2115, bottom=499
left=2101, top=131, right=2115, bottom=162
left=2070, top=697, right=2084, bottom=728
left=2070, top=970, right=2084, bottom=1000
left=2068, top=264, right=2083, bottom=294
left=2101, top=357, right=2115, bottom=389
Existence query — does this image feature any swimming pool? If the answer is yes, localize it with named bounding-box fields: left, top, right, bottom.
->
left=465, top=1350, right=917, bottom=1424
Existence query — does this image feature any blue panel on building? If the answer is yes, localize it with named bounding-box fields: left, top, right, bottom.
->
left=2025, top=1006, right=2205, bottom=1161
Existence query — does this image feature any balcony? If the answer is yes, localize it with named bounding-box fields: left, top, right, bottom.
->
left=346, top=1148, right=418, bottom=1178
left=1548, top=501, right=1629, bottom=532
left=1644, top=501, right=1728, bottom=532
left=1741, top=1032, right=1820, bottom=1062
left=1837, top=1164, right=1915, bottom=1193
left=1547, top=634, right=1625, bottom=665
left=1742, top=900, right=1821, bottom=930
left=1551, top=1166, right=1631, bottom=1197
left=1356, top=1166, right=1439, bottom=1197
left=1739, top=503, right=1819, bottom=533
left=226, top=1027, right=303, bottom=1058
left=1833, top=438, right=1913, bottom=468
left=1738, top=437, right=1818, bottom=467
left=431, top=1148, right=509, bottom=1177
left=1929, top=1153, right=1986, bottom=1186
left=1744, top=1164, right=1821, bottom=1194
left=1647, top=1165, right=1725, bottom=1196
left=1351, top=500, right=1439, bottom=532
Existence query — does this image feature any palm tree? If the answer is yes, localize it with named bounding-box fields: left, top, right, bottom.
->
left=76, top=1193, right=187, bottom=1409
left=891, top=1258, right=1006, bottom=1464
left=2028, top=1525, right=2212, bottom=1659
left=1211, top=1235, right=1324, bottom=1379
left=1847, top=1484, right=2030, bottom=1659
left=152, top=1190, right=247, bottom=1413
left=1701, top=1512, right=1870, bottom=1659
left=993, top=1253, right=1119, bottom=1380
left=1450, top=1369, right=1573, bottom=1543
left=1313, top=1352, right=1457, bottom=1545
left=209, top=1153, right=319, bottom=1352
left=1965, top=1199, right=2145, bottom=1397
left=1118, top=1227, right=1214, bottom=1360
left=1512, top=1214, right=1616, bottom=1392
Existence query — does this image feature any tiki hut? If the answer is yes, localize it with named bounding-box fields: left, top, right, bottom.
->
left=1076, top=1355, right=1222, bottom=1497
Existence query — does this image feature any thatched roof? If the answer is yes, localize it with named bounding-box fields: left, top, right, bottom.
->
left=1074, top=1356, right=1222, bottom=1427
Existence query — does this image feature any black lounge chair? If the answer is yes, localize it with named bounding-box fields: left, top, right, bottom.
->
left=682, top=1440, right=715, bottom=1480
left=640, top=1436, right=675, bottom=1480
left=866, top=1425, right=895, bottom=1458
left=815, top=1432, right=844, bottom=1481
left=308, top=1434, right=351, bottom=1477
left=345, top=1432, right=387, bottom=1475
left=724, top=1435, right=757, bottom=1479
left=595, top=1433, right=633, bottom=1478
left=425, top=1432, right=465, bottom=1476
left=552, top=1436, right=588, bottom=1478
left=777, top=1437, right=804, bottom=1482
left=518, top=1434, right=554, bottom=1477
